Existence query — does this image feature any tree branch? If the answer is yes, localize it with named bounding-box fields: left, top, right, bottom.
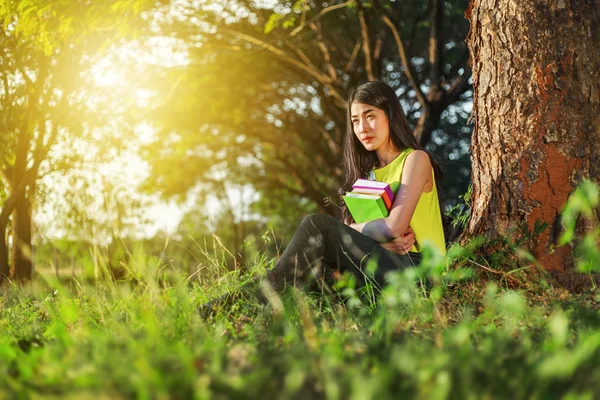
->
left=344, top=40, right=361, bottom=73
left=35, top=121, right=58, bottom=169
left=220, top=27, right=347, bottom=108
left=308, top=21, right=338, bottom=83
left=373, top=35, right=383, bottom=67
left=0, top=167, right=13, bottom=190
left=444, top=47, right=470, bottom=84
left=263, top=159, right=307, bottom=199
left=139, top=71, right=185, bottom=121
left=1, top=73, right=10, bottom=109
left=381, top=14, right=428, bottom=107
left=33, top=79, right=69, bottom=171
left=290, top=0, right=308, bottom=36
left=428, top=0, right=444, bottom=87
left=358, top=11, right=375, bottom=81
left=271, top=150, right=330, bottom=210
left=446, top=66, right=472, bottom=103
left=283, top=40, right=319, bottom=73
left=14, top=60, right=49, bottom=185
left=314, top=83, right=345, bottom=145
left=290, top=0, right=356, bottom=36
left=19, top=67, right=34, bottom=86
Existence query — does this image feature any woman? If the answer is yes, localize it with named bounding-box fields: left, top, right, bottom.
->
left=202, top=81, right=446, bottom=314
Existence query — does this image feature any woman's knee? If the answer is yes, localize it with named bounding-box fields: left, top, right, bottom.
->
left=301, top=213, right=338, bottom=229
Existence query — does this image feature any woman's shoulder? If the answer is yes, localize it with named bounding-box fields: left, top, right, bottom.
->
left=405, top=149, right=431, bottom=167
left=403, top=149, right=433, bottom=189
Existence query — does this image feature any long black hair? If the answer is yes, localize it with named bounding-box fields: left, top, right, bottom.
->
left=339, top=81, right=443, bottom=223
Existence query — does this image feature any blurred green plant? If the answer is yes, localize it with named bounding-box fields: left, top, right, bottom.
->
left=559, top=179, right=600, bottom=285
left=445, top=184, right=472, bottom=231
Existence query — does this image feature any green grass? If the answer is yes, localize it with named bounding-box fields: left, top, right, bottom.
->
left=1, top=180, right=599, bottom=399
left=1, top=242, right=600, bottom=399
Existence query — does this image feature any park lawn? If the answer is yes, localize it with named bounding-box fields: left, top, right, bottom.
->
left=1, top=243, right=599, bottom=400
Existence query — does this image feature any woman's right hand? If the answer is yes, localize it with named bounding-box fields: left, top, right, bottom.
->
left=380, top=228, right=415, bottom=255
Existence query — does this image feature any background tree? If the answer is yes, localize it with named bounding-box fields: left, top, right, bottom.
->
left=0, top=0, right=154, bottom=283
left=465, top=0, right=600, bottom=287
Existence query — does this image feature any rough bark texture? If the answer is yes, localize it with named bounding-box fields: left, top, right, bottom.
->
left=466, top=0, right=600, bottom=287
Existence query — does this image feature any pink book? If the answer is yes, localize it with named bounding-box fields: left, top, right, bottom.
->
left=352, top=179, right=397, bottom=203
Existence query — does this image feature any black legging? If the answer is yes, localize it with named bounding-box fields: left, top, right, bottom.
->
left=201, top=214, right=421, bottom=315
left=265, top=213, right=421, bottom=291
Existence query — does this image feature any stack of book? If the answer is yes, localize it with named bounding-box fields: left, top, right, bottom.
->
left=343, top=179, right=400, bottom=223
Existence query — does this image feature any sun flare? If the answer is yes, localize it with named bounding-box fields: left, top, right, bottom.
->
left=90, top=59, right=123, bottom=87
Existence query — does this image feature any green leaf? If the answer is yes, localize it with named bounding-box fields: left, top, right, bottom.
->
left=282, top=17, right=297, bottom=29
left=264, top=13, right=284, bottom=34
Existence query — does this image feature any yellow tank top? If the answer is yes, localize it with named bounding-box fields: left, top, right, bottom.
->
left=372, top=148, right=446, bottom=255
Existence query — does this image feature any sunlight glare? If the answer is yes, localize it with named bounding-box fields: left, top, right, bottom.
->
left=91, top=58, right=123, bottom=87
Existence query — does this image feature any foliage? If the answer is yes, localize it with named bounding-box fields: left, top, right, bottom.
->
left=445, top=184, right=472, bottom=230
left=2, top=182, right=600, bottom=398
left=559, top=180, right=600, bottom=283
left=0, top=0, right=152, bottom=55
left=0, top=0, right=158, bottom=278
left=141, top=0, right=473, bottom=242
left=36, top=165, right=155, bottom=244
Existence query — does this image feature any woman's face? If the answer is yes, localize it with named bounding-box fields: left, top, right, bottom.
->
left=350, top=102, right=391, bottom=152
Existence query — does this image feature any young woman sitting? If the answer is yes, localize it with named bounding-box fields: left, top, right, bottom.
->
left=202, top=81, right=446, bottom=315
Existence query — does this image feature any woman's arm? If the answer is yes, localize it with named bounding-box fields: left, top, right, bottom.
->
left=349, top=150, right=433, bottom=243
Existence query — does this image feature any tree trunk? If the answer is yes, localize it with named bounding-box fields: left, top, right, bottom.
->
left=11, top=197, right=33, bottom=281
left=413, top=87, right=446, bottom=146
left=0, top=190, right=19, bottom=284
left=0, top=222, right=9, bottom=282
left=466, top=0, right=600, bottom=282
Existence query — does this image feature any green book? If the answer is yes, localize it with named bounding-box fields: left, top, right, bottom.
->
left=343, top=193, right=389, bottom=223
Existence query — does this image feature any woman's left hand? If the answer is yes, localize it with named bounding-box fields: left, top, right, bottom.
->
left=380, top=229, right=415, bottom=255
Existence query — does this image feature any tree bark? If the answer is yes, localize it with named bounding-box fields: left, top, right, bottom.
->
left=0, top=170, right=38, bottom=284
left=0, top=179, right=29, bottom=284
left=11, top=197, right=33, bottom=281
left=466, top=0, right=600, bottom=278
